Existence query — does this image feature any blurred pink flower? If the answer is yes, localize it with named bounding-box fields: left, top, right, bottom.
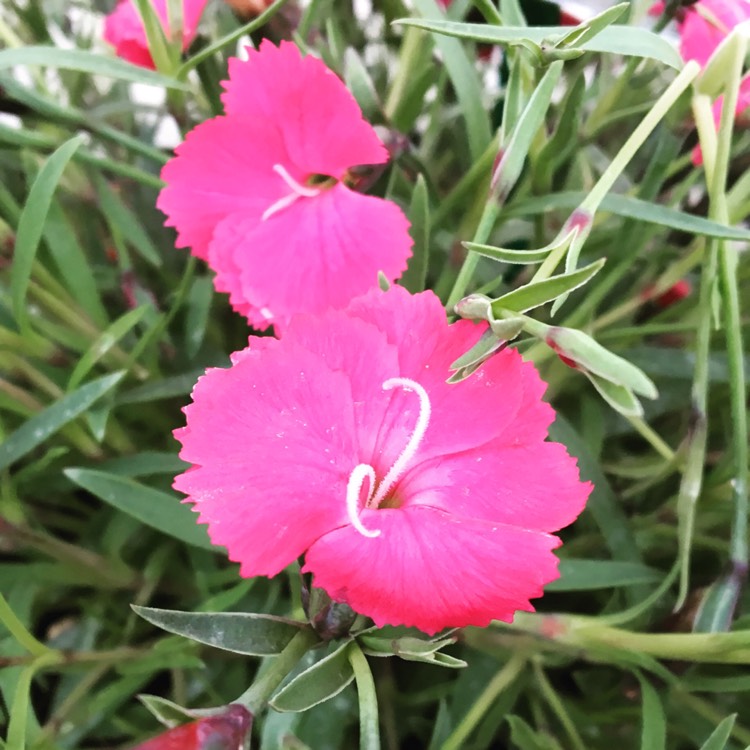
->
left=652, top=0, right=750, bottom=162
left=104, top=0, right=209, bottom=69
left=174, top=286, right=590, bottom=634
left=157, top=40, right=412, bottom=330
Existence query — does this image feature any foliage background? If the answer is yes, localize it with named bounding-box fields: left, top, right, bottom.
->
left=0, top=0, right=749, bottom=748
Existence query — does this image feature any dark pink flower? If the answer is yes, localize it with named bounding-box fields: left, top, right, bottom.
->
left=104, top=0, right=209, bottom=69
left=174, top=286, right=590, bottom=634
left=653, top=0, right=750, bottom=163
left=157, top=41, right=412, bottom=330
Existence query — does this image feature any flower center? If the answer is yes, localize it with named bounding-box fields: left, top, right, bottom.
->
left=262, top=164, right=335, bottom=221
left=345, top=377, right=432, bottom=538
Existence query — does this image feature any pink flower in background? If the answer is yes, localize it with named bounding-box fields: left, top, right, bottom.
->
left=652, top=0, right=750, bottom=162
left=104, top=0, right=209, bottom=69
left=174, top=286, right=590, bottom=634
left=157, top=41, right=412, bottom=330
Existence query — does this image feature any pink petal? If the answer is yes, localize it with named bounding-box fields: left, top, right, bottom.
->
left=103, top=0, right=208, bottom=69
left=174, top=339, right=360, bottom=577
left=399, top=440, right=591, bottom=533
left=680, top=0, right=750, bottom=66
left=222, top=41, right=387, bottom=178
left=347, top=287, right=553, bottom=461
left=304, top=505, right=561, bottom=634
left=157, top=116, right=290, bottom=260
left=208, top=185, right=411, bottom=328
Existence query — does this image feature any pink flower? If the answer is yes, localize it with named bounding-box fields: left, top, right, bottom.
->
left=174, top=286, right=590, bottom=634
left=104, top=0, right=209, bottom=69
left=157, top=41, right=412, bottom=330
left=653, top=0, right=750, bottom=162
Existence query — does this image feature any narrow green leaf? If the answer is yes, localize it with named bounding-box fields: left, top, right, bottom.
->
left=494, top=61, right=563, bottom=201
left=184, top=277, right=214, bottom=359
left=63, top=469, right=214, bottom=551
left=400, top=174, right=430, bottom=292
left=586, top=372, right=644, bottom=418
left=0, top=46, right=187, bottom=87
left=547, top=559, right=662, bottom=592
left=698, top=715, right=736, bottom=750
left=0, top=372, right=124, bottom=472
left=463, top=242, right=553, bottom=265
left=637, top=674, right=666, bottom=750
left=349, top=644, right=380, bottom=750
left=10, top=135, right=84, bottom=328
left=117, top=369, right=203, bottom=405
left=506, top=191, right=750, bottom=241
left=132, top=0, right=176, bottom=73
left=409, top=0, right=492, bottom=160
left=449, top=328, right=505, bottom=372
left=393, top=20, right=683, bottom=69
left=694, top=572, right=744, bottom=633
left=271, top=642, right=355, bottom=712
left=139, top=694, right=196, bottom=725
left=491, top=258, right=604, bottom=314
left=132, top=606, right=304, bottom=655
left=556, top=3, right=628, bottom=48
left=68, top=306, right=149, bottom=390
left=344, top=47, right=380, bottom=118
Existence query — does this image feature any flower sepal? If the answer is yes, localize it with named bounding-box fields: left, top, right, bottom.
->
left=358, top=625, right=467, bottom=669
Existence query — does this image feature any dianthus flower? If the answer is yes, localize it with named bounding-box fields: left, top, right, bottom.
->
left=653, top=0, right=750, bottom=162
left=104, top=0, right=208, bottom=69
left=174, top=286, right=590, bottom=634
left=157, top=41, right=412, bottom=330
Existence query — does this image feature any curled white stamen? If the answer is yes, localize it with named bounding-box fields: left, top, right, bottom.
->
left=346, top=463, right=380, bottom=538
left=369, top=377, right=431, bottom=509
left=262, top=164, right=321, bottom=221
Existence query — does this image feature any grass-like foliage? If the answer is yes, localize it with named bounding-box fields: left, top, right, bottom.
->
left=0, top=0, right=749, bottom=748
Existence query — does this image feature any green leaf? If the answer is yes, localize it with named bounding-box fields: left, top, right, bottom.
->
left=344, top=47, right=380, bottom=118
left=0, top=46, right=186, bottom=88
left=409, top=0, right=492, bottom=160
left=63, top=469, right=215, bottom=551
left=637, top=674, right=666, bottom=750
left=138, top=694, right=196, bottom=725
left=494, top=61, right=563, bottom=201
left=555, top=3, right=628, bottom=48
left=67, top=306, right=149, bottom=390
left=586, top=372, right=644, bottom=418
left=349, top=644, right=380, bottom=750
left=400, top=174, right=431, bottom=292
left=94, top=175, right=162, bottom=266
left=0, top=372, right=124, bottom=473
left=393, top=20, right=683, bottom=69
left=506, top=191, right=750, bottom=241
left=697, top=715, right=736, bottom=750
left=271, top=642, right=355, bottom=712
left=693, top=571, right=744, bottom=633
left=463, top=242, right=554, bottom=265
left=491, top=259, right=604, bottom=314
left=547, top=559, right=663, bottom=592
left=117, top=369, right=203, bottom=405
left=184, top=277, right=214, bottom=359
left=10, top=135, right=84, bottom=328
left=132, top=606, right=304, bottom=656
left=448, top=328, right=506, bottom=374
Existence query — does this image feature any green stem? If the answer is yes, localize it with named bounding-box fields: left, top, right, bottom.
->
left=0, top=592, right=51, bottom=657
left=446, top=200, right=500, bottom=309
left=235, top=627, right=319, bottom=713
left=439, top=653, right=526, bottom=750
left=350, top=644, right=380, bottom=750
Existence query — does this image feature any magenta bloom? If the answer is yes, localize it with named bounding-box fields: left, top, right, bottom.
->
left=175, top=287, right=590, bottom=634
left=157, top=41, right=412, bottom=330
left=104, top=0, right=209, bottom=69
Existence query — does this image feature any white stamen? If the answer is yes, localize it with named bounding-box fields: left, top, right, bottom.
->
left=369, top=377, right=432, bottom=509
left=262, top=164, right=320, bottom=221
left=346, top=463, right=380, bottom=538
